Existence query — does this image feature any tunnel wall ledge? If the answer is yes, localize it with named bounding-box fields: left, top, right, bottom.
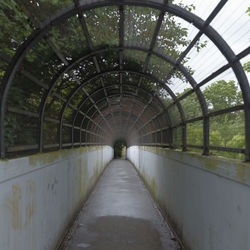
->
left=141, top=146, right=250, bottom=186
left=127, top=145, right=250, bottom=250
left=0, top=145, right=114, bottom=250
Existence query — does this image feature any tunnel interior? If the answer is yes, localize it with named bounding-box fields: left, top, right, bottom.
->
left=0, top=0, right=249, bottom=161
left=0, top=1, right=250, bottom=250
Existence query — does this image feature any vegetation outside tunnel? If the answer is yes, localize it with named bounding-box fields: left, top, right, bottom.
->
left=114, top=141, right=126, bottom=159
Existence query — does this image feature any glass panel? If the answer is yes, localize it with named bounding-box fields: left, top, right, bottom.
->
left=102, top=73, right=119, bottom=87
left=84, top=78, right=102, bottom=93
left=54, top=77, right=78, bottom=99
left=84, top=6, right=119, bottom=47
left=23, top=38, right=63, bottom=82
left=45, top=96, right=64, bottom=120
left=140, top=78, right=158, bottom=92
left=123, top=50, right=147, bottom=71
left=155, top=14, right=199, bottom=58
left=124, top=6, right=160, bottom=48
left=48, top=16, right=88, bottom=60
left=97, top=51, right=119, bottom=72
left=184, top=35, right=228, bottom=83
left=70, top=90, right=85, bottom=107
left=81, top=99, right=92, bottom=113
left=173, top=126, right=182, bottom=147
left=73, top=128, right=80, bottom=143
left=147, top=55, right=173, bottom=81
left=201, top=68, right=243, bottom=112
left=210, top=111, right=245, bottom=148
left=43, top=121, right=58, bottom=145
left=187, top=120, right=203, bottom=145
left=168, top=104, right=181, bottom=126
left=62, top=125, right=71, bottom=144
left=173, top=0, right=220, bottom=21
left=122, top=72, right=141, bottom=85
left=17, top=0, right=73, bottom=24
left=167, top=71, right=192, bottom=96
left=0, top=1, right=33, bottom=57
left=180, top=91, right=202, bottom=120
left=210, top=0, right=249, bottom=54
left=4, top=112, right=38, bottom=147
left=63, top=106, right=75, bottom=124
left=7, top=74, right=44, bottom=112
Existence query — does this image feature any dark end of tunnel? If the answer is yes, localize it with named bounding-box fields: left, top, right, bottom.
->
left=114, top=140, right=127, bottom=159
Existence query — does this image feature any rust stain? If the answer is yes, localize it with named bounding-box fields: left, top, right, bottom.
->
left=25, top=179, right=35, bottom=227
left=7, top=183, right=22, bottom=230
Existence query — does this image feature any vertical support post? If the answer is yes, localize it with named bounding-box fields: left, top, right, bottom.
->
left=203, top=116, right=209, bottom=155
left=182, top=124, right=187, bottom=151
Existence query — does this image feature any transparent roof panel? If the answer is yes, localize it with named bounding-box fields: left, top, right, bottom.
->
left=184, top=34, right=228, bottom=83
left=172, top=0, right=220, bottom=21
left=123, top=50, right=147, bottom=72
left=166, top=71, right=191, bottom=96
left=122, top=72, right=141, bottom=85
left=124, top=6, right=160, bottom=48
left=48, top=16, right=88, bottom=61
left=155, top=14, right=199, bottom=58
left=210, top=0, right=249, bottom=54
left=16, top=0, right=73, bottom=25
left=97, top=50, right=119, bottom=72
left=84, top=6, right=119, bottom=47
left=147, top=55, right=173, bottom=82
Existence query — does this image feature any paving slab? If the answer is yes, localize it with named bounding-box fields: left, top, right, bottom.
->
left=60, top=159, right=181, bottom=250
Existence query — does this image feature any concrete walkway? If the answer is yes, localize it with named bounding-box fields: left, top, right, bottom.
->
left=60, top=159, right=181, bottom=250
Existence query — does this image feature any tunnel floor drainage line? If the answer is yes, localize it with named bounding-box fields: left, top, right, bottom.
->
left=59, top=159, right=181, bottom=250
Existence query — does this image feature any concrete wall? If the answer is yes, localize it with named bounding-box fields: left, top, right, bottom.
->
left=127, top=146, right=250, bottom=250
left=0, top=146, right=113, bottom=250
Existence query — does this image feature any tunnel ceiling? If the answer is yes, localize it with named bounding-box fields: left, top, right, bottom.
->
left=0, top=0, right=249, bottom=160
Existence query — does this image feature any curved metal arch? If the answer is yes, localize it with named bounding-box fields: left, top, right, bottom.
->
left=1, top=0, right=249, bottom=159
left=71, top=79, right=170, bottom=127
left=84, top=92, right=167, bottom=133
left=72, top=86, right=162, bottom=133
left=58, top=69, right=175, bottom=148
left=77, top=93, right=156, bottom=146
left=74, top=88, right=169, bottom=141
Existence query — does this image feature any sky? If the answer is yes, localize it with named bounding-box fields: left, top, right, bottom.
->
left=168, top=0, right=249, bottom=94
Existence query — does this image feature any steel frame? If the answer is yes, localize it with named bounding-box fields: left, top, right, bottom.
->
left=1, top=0, right=249, bottom=160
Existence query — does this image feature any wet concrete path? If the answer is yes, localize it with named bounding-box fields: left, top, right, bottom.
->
left=60, top=159, right=181, bottom=250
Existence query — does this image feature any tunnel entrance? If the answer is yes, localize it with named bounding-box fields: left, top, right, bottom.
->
left=114, top=141, right=127, bottom=159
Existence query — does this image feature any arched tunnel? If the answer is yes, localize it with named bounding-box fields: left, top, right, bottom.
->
left=0, top=0, right=249, bottom=249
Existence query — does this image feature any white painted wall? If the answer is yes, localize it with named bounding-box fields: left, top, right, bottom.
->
left=0, top=146, right=113, bottom=250
left=127, top=146, right=250, bottom=250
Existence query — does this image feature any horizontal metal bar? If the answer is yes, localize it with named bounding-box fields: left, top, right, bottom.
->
left=7, top=106, right=39, bottom=118
left=209, top=146, right=245, bottom=153
left=208, top=105, right=244, bottom=117
left=6, top=144, right=39, bottom=153
left=44, top=117, right=60, bottom=124
left=43, top=144, right=59, bottom=149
